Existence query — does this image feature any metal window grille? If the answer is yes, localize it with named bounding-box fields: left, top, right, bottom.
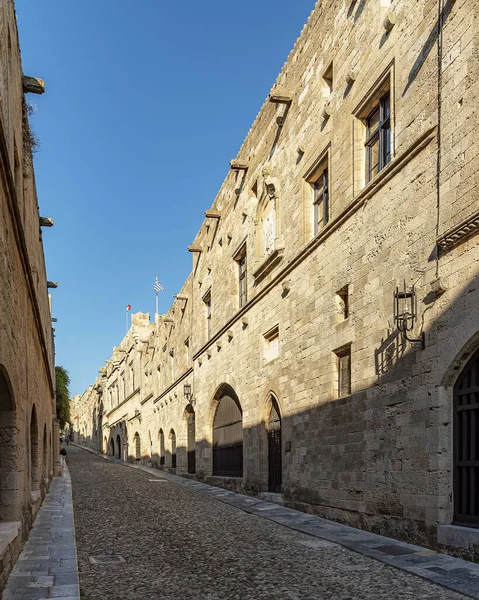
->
left=365, top=93, right=391, bottom=182
left=454, top=349, right=479, bottom=526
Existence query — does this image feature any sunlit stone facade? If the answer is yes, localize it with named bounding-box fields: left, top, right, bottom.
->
left=0, top=0, right=57, bottom=589
left=73, top=0, right=479, bottom=553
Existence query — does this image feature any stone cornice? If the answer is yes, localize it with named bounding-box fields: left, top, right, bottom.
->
left=106, top=387, right=140, bottom=418
left=153, top=368, right=193, bottom=404
left=437, top=208, right=479, bottom=254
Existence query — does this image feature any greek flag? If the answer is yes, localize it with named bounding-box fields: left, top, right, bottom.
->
left=154, top=280, right=164, bottom=292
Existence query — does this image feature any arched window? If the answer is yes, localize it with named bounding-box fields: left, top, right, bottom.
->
left=170, top=430, right=176, bottom=469
left=213, top=390, right=243, bottom=477
left=159, top=429, right=165, bottom=466
left=134, top=432, right=140, bottom=460
left=30, top=405, right=40, bottom=491
left=0, top=368, right=18, bottom=520
left=454, top=349, right=479, bottom=525
left=186, top=406, right=196, bottom=474
left=115, top=434, right=121, bottom=459
left=267, top=398, right=282, bottom=493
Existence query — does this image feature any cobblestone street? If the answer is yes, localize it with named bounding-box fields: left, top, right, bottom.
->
left=66, top=446, right=472, bottom=600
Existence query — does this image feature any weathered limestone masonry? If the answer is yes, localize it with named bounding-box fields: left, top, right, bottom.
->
left=73, top=0, right=479, bottom=555
left=0, top=0, right=57, bottom=591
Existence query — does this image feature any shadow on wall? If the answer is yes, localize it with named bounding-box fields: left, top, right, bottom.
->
left=75, top=273, right=479, bottom=553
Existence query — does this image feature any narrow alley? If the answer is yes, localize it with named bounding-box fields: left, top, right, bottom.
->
left=65, top=446, right=471, bottom=600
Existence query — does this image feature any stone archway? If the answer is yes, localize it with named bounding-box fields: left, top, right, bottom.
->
left=158, top=429, right=165, bottom=466
left=267, top=397, right=282, bottom=493
left=0, top=367, right=18, bottom=520
left=30, top=405, right=40, bottom=492
left=116, top=434, right=121, bottom=459
left=134, top=432, right=140, bottom=460
left=185, top=405, right=196, bottom=474
left=170, top=430, right=176, bottom=469
left=453, top=348, right=479, bottom=526
left=212, top=386, right=243, bottom=477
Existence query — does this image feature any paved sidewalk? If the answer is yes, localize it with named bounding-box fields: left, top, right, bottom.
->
left=2, top=464, right=80, bottom=600
left=75, top=442, right=479, bottom=599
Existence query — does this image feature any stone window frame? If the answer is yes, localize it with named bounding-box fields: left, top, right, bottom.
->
left=352, top=63, right=395, bottom=194
left=233, top=238, right=248, bottom=309
left=334, top=344, right=352, bottom=399
left=263, top=324, right=280, bottom=364
left=203, top=289, right=212, bottom=340
left=303, top=144, right=331, bottom=240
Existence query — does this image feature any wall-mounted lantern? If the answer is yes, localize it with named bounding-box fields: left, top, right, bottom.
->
left=134, top=409, right=142, bottom=424
left=184, top=382, right=192, bottom=401
left=393, top=282, right=425, bottom=348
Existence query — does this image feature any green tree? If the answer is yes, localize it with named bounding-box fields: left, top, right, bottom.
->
left=55, top=366, right=70, bottom=430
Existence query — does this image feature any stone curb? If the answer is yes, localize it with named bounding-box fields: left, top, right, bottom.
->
left=72, top=444, right=479, bottom=599
left=2, top=464, right=81, bottom=600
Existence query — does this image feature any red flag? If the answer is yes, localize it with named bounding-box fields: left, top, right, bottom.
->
left=126, top=304, right=131, bottom=311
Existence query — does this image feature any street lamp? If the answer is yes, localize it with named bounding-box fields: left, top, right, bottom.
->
left=393, top=282, right=425, bottom=348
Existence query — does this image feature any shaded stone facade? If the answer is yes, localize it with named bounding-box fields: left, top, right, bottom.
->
left=73, top=0, right=479, bottom=554
left=0, top=0, right=57, bottom=590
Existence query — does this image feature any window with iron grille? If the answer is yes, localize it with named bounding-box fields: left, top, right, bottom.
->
left=365, top=93, right=391, bottom=182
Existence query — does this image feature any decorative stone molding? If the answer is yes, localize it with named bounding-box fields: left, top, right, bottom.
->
left=230, top=159, right=249, bottom=171
left=437, top=208, right=479, bottom=254
left=253, top=246, right=285, bottom=283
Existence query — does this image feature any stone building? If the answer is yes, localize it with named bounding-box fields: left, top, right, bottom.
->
left=0, top=0, right=57, bottom=589
left=73, top=0, right=479, bottom=554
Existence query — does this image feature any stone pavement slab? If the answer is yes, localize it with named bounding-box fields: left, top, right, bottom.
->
left=1, top=465, right=80, bottom=600
left=74, top=443, right=479, bottom=599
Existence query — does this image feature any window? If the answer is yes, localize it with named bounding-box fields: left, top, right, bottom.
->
left=121, top=373, right=125, bottom=401
left=304, top=148, right=330, bottom=239
left=337, top=286, right=349, bottom=319
left=203, top=290, right=211, bottom=340
left=234, top=244, right=248, bottom=308
left=264, top=325, right=280, bottom=363
left=365, top=92, right=391, bottom=182
left=313, top=163, right=329, bottom=234
left=335, top=346, right=351, bottom=398
left=129, top=363, right=134, bottom=392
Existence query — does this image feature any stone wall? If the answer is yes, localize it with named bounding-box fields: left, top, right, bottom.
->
left=0, top=0, right=56, bottom=588
left=73, top=0, right=479, bottom=553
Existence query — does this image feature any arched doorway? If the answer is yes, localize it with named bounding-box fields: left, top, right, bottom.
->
left=212, top=389, right=243, bottom=477
left=454, top=348, right=479, bottom=525
left=43, top=424, right=48, bottom=480
left=103, top=436, right=107, bottom=454
left=134, top=432, right=140, bottom=460
left=159, top=429, right=165, bottom=465
left=170, top=430, right=176, bottom=468
left=267, top=398, right=282, bottom=493
left=30, top=405, right=40, bottom=491
left=110, top=438, right=115, bottom=457
left=116, top=434, right=121, bottom=459
left=186, top=406, right=196, bottom=474
left=0, top=368, right=17, bottom=520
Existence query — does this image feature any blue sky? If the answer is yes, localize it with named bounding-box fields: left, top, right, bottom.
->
left=16, top=0, right=315, bottom=396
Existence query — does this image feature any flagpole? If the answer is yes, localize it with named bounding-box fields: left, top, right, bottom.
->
left=155, top=276, right=159, bottom=335
left=126, top=306, right=128, bottom=335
